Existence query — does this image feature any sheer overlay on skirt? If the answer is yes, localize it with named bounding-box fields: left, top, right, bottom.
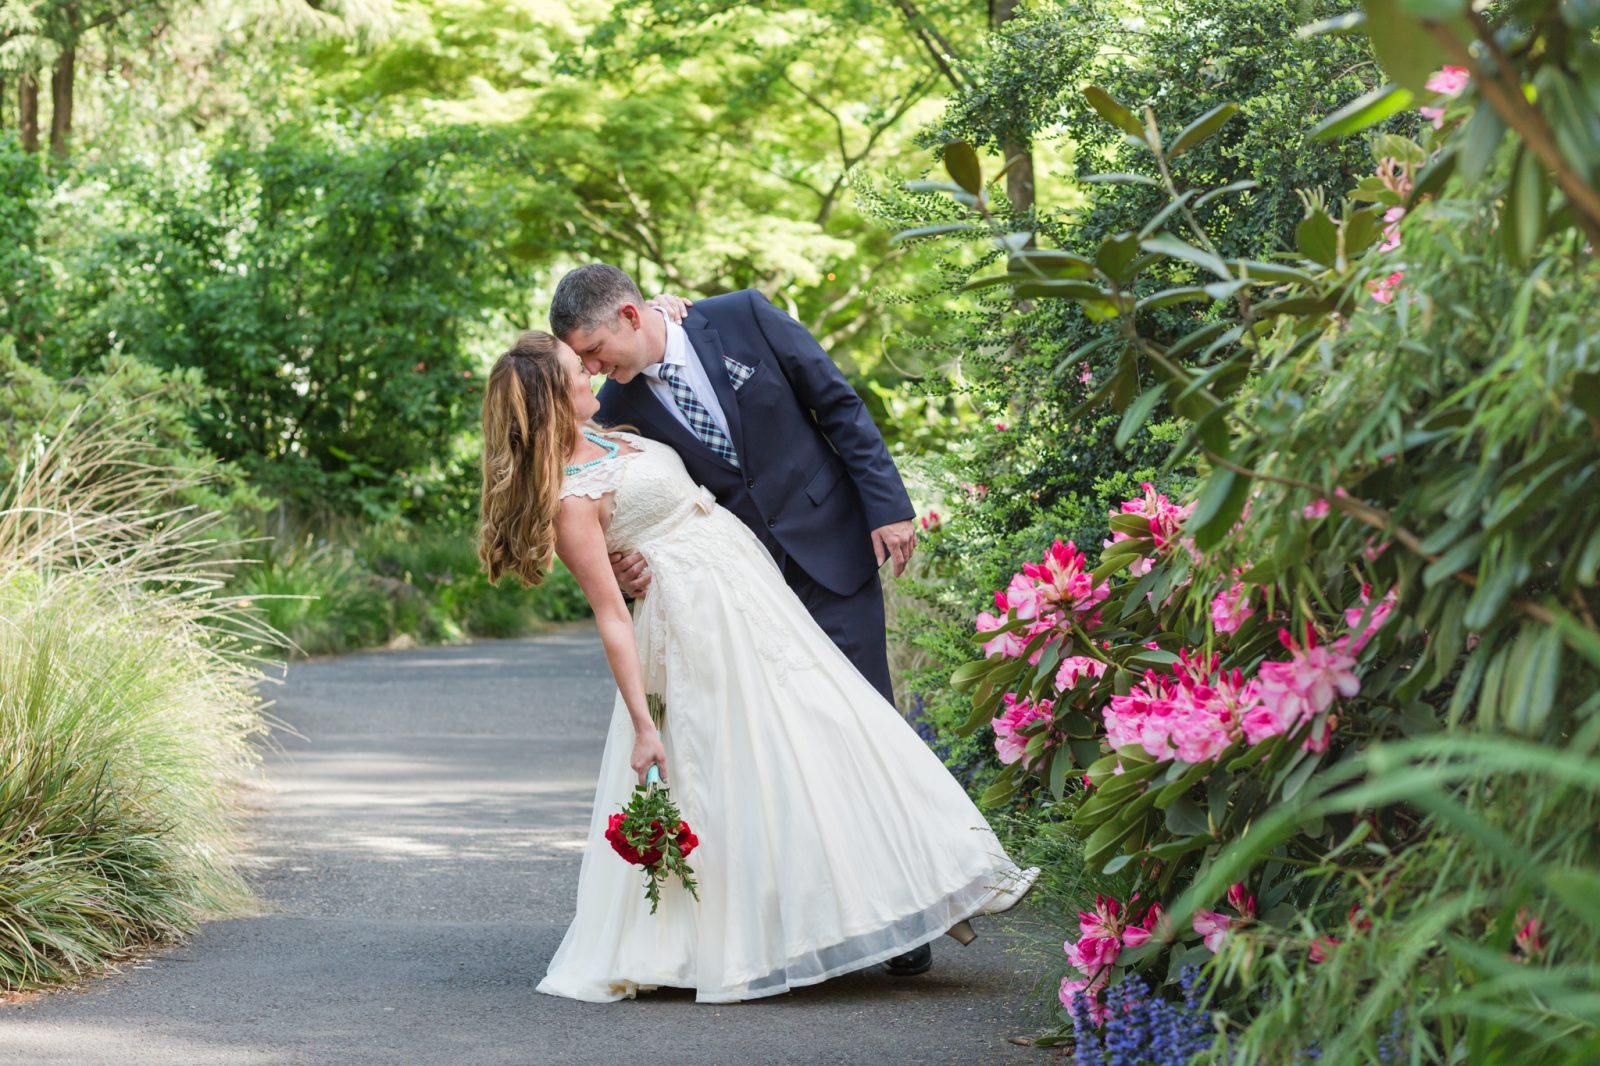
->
left=536, top=433, right=1027, bottom=1004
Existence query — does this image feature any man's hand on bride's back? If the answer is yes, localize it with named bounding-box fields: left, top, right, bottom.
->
left=646, top=293, right=693, bottom=323
left=610, top=550, right=652, bottom=599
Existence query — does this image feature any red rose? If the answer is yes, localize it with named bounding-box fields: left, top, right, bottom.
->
left=675, top=820, right=698, bottom=859
left=605, top=813, right=647, bottom=865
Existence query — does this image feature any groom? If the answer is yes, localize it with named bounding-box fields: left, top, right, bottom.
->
left=550, top=265, right=936, bottom=978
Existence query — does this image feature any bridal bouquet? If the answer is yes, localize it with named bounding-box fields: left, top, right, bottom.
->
left=606, top=697, right=700, bottom=913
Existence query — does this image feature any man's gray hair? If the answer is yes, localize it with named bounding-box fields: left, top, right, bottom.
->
left=549, top=263, right=644, bottom=339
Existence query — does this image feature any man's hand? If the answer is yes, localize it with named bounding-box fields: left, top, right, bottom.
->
left=871, top=520, right=917, bottom=578
left=646, top=293, right=694, bottom=323
left=610, top=550, right=653, bottom=599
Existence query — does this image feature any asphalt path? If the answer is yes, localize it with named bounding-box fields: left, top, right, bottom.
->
left=4, top=628, right=1057, bottom=1065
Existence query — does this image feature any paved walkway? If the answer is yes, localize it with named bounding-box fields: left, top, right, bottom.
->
left=4, top=629, right=1054, bottom=1065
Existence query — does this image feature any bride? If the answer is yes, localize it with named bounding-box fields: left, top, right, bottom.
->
left=477, top=330, right=1037, bottom=1004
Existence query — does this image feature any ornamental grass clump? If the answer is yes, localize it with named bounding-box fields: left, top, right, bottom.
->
left=0, top=409, right=276, bottom=990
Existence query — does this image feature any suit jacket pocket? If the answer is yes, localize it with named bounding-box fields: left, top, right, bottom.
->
left=804, top=459, right=845, bottom=506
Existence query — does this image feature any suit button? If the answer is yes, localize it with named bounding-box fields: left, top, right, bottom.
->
left=747, top=478, right=756, bottom=489
left=767, top=517, right=776, bottom=528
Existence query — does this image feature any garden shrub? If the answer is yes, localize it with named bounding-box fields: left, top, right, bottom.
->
left=904, top=1, right=1600, bottom=1060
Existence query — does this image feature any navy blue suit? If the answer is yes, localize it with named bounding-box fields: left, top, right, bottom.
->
left=596, top=289, right=914, bottom=702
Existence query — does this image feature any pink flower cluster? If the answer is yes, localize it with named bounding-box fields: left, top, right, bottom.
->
left=1368, top=271, right=1404, bottom=304
left=1059, top=895, right=1164, bottom=1021
left=1105, top=650, right=1259, bottom=764
left=975, top=540, right=1110, bottom=660
left=991, top=693, right=1054, bottom=768
left=1419, top=65, right=1470, bottom=128
left=1193, top=882, right=1257, bottom=953
left=1209, top=580, right=1254, bottom=635
left=1105, top=483, right=1195, bottom=577
left=1056, top=655, right=1108, bottom=692
left=1104, top=593, right=1394, bottom=765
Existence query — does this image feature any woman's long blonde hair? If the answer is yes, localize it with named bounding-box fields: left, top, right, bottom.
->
left=478, top=331, right=580, bottom=587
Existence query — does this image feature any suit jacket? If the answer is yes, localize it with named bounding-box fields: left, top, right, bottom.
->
left=596, top=289, right=914, bottom=597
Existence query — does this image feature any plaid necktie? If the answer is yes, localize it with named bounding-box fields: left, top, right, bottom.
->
left=659, top=362, right=740, bottom=468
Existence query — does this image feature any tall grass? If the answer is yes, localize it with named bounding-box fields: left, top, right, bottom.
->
left=231, top=520, right=590, bottom=659
left=0, top=411, right=273, bottom=990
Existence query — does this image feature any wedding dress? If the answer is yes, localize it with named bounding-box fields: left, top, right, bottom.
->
left=535, top=431, right=1033, bottom=1004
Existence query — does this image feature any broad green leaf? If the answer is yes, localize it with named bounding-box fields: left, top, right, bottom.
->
left=1457, top=103, right=1508, bottom=185
left=892, top=222, right=976, bottom=243
left=1311, top=83, right=1416, bottom=141
left=942, top=142, right=983, bottom=197
left=1295, top=208, right=1340, bottom=267
left=1082, top=84, right=1147, bottom=138
left=1081, top=172, right=1160, bottom=187
left=1164, top=795, right=1210, bottom=836
left=1140, top=235, right=1230, bottom=280
left=1136, top=286, right=1209, bottom=311
left=1361, top=0, right=1453, bottom=93
left=1169, top=102, right=1240, bottom=157
left=1115, top=385, right=1168, bottom=449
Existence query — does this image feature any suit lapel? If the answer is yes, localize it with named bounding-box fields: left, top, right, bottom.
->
left=617, top=377, right=709, bottom=461
left=682, top=321, right=746, bottom=468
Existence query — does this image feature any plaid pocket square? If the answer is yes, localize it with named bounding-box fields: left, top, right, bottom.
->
left=723, top=357, right=756, bottom=390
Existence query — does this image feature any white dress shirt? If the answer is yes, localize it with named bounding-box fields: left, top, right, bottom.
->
left=641, top=308, right=734, bottom=440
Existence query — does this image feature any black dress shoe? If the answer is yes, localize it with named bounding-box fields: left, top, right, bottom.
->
left=883, top=942, right=933, bottom=976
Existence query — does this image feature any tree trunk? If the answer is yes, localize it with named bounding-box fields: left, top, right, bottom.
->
left=990, top=0, right=1035, bottom=219
left=20, top=73, right=40, bottom=153
left=50, top=45, right=75, bottom=159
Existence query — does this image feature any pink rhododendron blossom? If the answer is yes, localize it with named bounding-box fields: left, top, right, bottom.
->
left=1419, top=65, right=1470, bottom=127
left=1194, top=910, right=1232, bottom=953
left=1302, top=487, right=1348, bottom=520
left=1227, top=883, right=1257, bottom=919
left=1344, top=586, right=1398, bottom=653
left=991, top=693, right=1054, bottom=767
left=1005, top=572, right=1045, bottom=622
left=1515, top=910, right=1543, bottom=960
left=1104, top=651, right=1258, bottom=764
left=1078, top=895, right=1124, bottom=941
left=1105, top=484, right=1196, bottom=575
left=1251, top=626, right=1360, bottom=752
left=1368, top=271, right=1404, bottom=303
left=1428, top=65, right=1470, bottom=96
left=1024, top=540, right=1110, bottom=620
left=1065, top=934, right=1121, bottom=974
left=1056, top=655, right=1108, bottom=692
left=1379, top=206, right=1406, bottom=252
left=975, top=609, right=1025, bottom=659
left=1210, top=581, right=1254, bottom=635
left=1059, top=977, right=1109, bottom=1025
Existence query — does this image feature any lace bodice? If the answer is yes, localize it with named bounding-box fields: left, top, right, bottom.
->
left=559, top=431, right=815, bottom=689
left=560, top=432, right=719, bottom=555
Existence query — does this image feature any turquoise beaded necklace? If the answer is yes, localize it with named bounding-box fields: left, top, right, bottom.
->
left=564, top=429, right=619, bottom=477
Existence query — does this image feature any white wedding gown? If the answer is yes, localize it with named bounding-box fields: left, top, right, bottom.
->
left=536, top=432, right=1029, bottom=1004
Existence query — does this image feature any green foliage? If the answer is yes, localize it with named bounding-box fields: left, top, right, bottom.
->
left=910, top=0, right=1600, bottom=1058
left=42, top=119, right=510, bottom=522
left=0, top=417, right=269, bottom=992
left=0, top=339, right=266, bottom=526
left=881, top=0, right=1374, bottom=789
